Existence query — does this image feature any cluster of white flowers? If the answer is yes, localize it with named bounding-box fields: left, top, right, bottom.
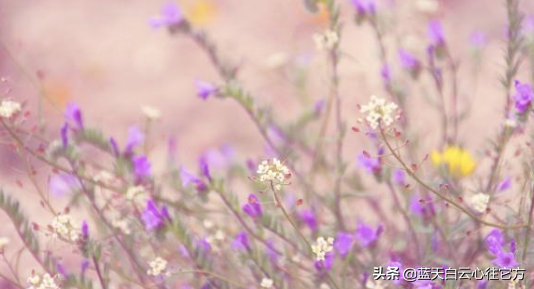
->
left=51, top=214, right=80, bottom=242
left=469, top=193, right=490, bottom=213
left=359, top=95, right=398, bottom=129
left=111, top=218, right=132, bottom=235
left=126, top=185, right=149, bottom=204
left=311, top=237, right=334, bottom=261
left=147, top=257, right=170, bottom=277
left=0, top=99, right=21, bottom=118
left=27, top=273, right=61, bottom=289
left=313, top=29, right=339, bottom=51
left=0, top=237, right=9, bottom=251
left=256, top=158, right=290, bottom=191
left=260, top=278, right=274, bottom=288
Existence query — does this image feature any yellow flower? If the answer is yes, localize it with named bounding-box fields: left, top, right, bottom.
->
left=185, top=0, right=216, bottom=27
left=431, top=146, right=476, bottom=177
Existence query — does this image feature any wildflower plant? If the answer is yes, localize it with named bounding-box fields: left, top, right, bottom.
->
left=2, top=0, right=534, bottom=289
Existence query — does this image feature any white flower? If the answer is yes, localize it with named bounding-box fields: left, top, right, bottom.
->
left=314, top=30, right=339, bottom=51
left=93, top=171, right=114, bottom=183
left=360, top=95, right=398, bottom=129
left=0, top=99, right=21, bottom=118
left=203, top=219, right=215, bottom=229
left=147, top=257, right=169, bottom=277
left=27, top=273, right=61, bottom=289
left=142, top=106, right=161, bottom=120
left=265, top=52, right=289, bottom=69
left=469, top=193, right=490, bottom=213
left=51, top=214, right=79, bottom=242
left=365, top=279, right=386, bottom=289
left=260, top=278, right=274, bottom=288
left=311, top=237, right=334, bottom=261
left=505, top=118, right=517, bottom=128
left=256, top=158, right=291, bottom=191
left=126, top=186, right=148, bottom=203
left=320, top=284, right=332, bottom=289
left=0, top=237, right=9, bottom=251
left=111, top=218, right=132, bottom=235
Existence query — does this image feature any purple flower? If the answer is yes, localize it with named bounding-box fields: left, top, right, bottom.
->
left=387, top=261, right=404, bottom=285
left=49, top=173, right=81, bottom=197
left=522, top=15, right=534, bottom=37
left=65, top=103, right=83, bottom=129
left=492, top=251, right=519, bottom=269
left=351, top=0, right=376, bottom=16
left=141, top=199, right=169, bottom=231
left=60, top=122, right=69, bottom=147
left=477, top=280, right=488, bottom=289
left=199, top=156, right=211, bottom=180
left=81, top=221, right=89, bottom=238
left=498, top=177, right=512, bottom=192
left=149, top=2, right=185, bottom=29
left=410, top=194, right=435, bottom=217
left=357, top=152, right=381, bottom=174
left=428, top=20, right=445, bottom=46
left=355, top=222, right=382, bottom=248
left=314, top=252, right=334, bottom=273
left=299, top=208, right=318, bottom=232
left=513, top=80, right=534, bottom=113
left=231, top=232, right=250, bottom=251
left=56, top=263, right=68, bottom=276
left=381, top=64, right=391, bottom=85
left=125, top=126, right=145, bottom=154
left=132, top=156, right=151, bottom=179
left=242, top=194, right=262, bottom=219
left=486, top=229, right=505, bottom=255
left=392, top=169, right=406, bottom=186
left=180, top=165, right=208, bottom=192
left=196, top=238, right=212, bottom=253
left=195, top=80, right=217, bottom=100
left=81, top=259, right=90, bottom=276
left=398, top=49, right=421, bottom=70
left=469, top=32, right=487, bottom=49
left=201, top=144, right=234, bottom=169
left=314, top=99, right=326, bottom=116
left=109, top=137, right=120, bottom=156
left=335, top=232, right=353, bottom=257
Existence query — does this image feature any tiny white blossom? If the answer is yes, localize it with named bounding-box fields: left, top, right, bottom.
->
left=0, top=99, right=21, bottom=118
left=505, top=118, right=517, bottom=128
left=0, top=237, right=9, bottom=251
left=203, top=219, right=215, bottom=229
left=311, top=237, right=334, bottom=261
left=126, top=186, right=148, bottom=203
left=256, top=158, right=291, bottom=191
left=320, top=284, right=332, bottom=289
left=93, top=171, right=114, bottom=183
left=112, top=218, right=132, bottom=235
left=314, top=30, right=339, bottom=51
left=365, top=279, right=386, bottom=289
left=360, top=95, right=398, bottom=129
left=469, top=193, right=490, bottom=213
left=260, top=278, right=274, bottom=288
left=147, top=257, right=169, bottom=277
left=51, top=214, right=80, bottom=242
left=27, top=273, right=61, bottom=289
left=142, top=106, right=162, bottom=120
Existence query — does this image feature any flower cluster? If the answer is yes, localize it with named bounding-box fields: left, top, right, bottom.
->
left=468, top=192, right=490, bottom=213
left=51, top=214, right=80, bottom=242
left=313, top=30, right=339, bottom=51
left=431, top=146, right=476, bottom=178
left=147, top=257, right=170, bottom=277
left=359, top=95, right=398, bottom=129
left=0, top=99, right=21, bottom=118
left=256, top=158, right=290, bottom=191
left=311, top=237, right=335, bottom=261
left=27, top=273, right=61, bottom=289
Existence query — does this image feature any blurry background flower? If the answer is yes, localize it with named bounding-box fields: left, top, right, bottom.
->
left=431, top=146, right=476, bottom=178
